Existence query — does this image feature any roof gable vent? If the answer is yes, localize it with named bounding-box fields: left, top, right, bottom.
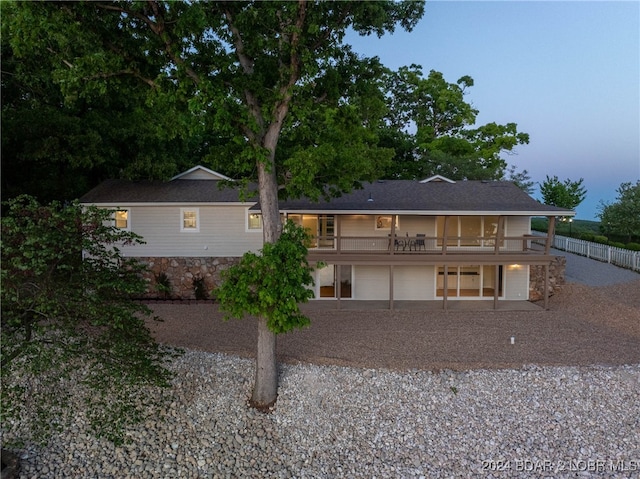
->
left=171, top=165, right=232, bottom=181
left=419, top=175, right=456, bottom=184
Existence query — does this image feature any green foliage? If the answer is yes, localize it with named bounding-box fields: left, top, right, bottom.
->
left=539, top=175, right=587, bottom=211
left=625, top=242, right=640, bottom=251
left=154, top=272, right=172, bottom=299
left=598, top=181, right=640, bottom=243
left=593, top=235, right=609, bottom=245
left=192, top=276, right=208, bottom=301
left=531, top=217, right=600, bottom=237
left=1, top=196, right=174, bottom=445
left=503, top=165, right=535, bottom=195
left=382, top=67, right=529, bottom=180
left=217, top=222, right=316, bottom=334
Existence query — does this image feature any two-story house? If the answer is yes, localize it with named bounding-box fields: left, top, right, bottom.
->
left=80, top=165, right=574, bottom=309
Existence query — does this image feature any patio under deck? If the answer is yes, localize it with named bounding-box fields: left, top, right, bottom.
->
left=301, top=299, right=543, bottom=312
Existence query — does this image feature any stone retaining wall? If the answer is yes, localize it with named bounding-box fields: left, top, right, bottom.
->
left=138, top=257, right=239, bottom=300
left=529, top=256, right=566, bottom=302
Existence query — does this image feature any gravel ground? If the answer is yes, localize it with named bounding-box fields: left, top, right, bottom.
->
left=4, top=253, right=639, bottom=478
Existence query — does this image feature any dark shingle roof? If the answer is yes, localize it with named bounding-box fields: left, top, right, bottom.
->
left=79, top=179, right=253, bottom=203
left=278, top=180, right=572, bottom=215
left=80, top=177, right=573, bottom=215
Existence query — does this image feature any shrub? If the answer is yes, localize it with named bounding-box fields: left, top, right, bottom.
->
left=154, top=272, right=172, bottom=299
left=193, top=276, right=208, bottom=300
left=593, top=235, right=609, bottom=245
left=579, top=232, right=595, bottom=242
left=1, top=196, right=174, bottom=445
left=625, top=242, right=640, bottom=251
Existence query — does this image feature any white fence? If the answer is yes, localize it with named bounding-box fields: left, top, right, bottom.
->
left=534, top=233, right=640, bottom=272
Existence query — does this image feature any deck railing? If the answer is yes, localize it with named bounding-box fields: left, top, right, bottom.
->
left=309, top=234, right=547, bottom=255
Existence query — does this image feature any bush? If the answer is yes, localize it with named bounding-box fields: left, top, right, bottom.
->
left=154, top=272, right=172, bottom=299
left=579, top=232, right=595, bottom=242
left=625, top=242, right=640, bottom=251
left=609, top=241, right=626, bottom=249
left=593, top=235, right=609, bottom=245
left=193, top=276, right=208, bottom=300
left=1, top=196, right=174, bottom=445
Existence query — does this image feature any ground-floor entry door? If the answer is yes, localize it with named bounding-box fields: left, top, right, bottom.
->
left=436, top=265, right=503, bottom=298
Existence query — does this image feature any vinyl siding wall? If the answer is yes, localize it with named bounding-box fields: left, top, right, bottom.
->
left=114, top=205, right=263, bottom=257
left=503, top=265, right=530, bottom=300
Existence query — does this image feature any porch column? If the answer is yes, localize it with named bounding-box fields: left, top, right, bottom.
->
left=544, top=263, right=550, bottom=310
left=443, top=265, right=449, bottom=311
left=493, top=264, right=500, bottom=309
left=545, top=216, right=556, bottom=254
left=442, top=216, right=450, bottom=255
left=390, top=215, right=397, bottom=256
left=495, top=216, right=505, bottom=255
left=336, top=215, right=342, bottom=254
left=336, top=264, right=341, bottom=310
left=389, top=265, right=394, bottom=310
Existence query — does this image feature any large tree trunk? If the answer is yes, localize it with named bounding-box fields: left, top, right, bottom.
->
left=251, top=315, right=278, bottom=408
left=250, top=129, right=282, bottom=408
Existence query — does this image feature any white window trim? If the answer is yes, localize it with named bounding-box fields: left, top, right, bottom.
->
left=113, top=208, right=131, bottom=231
left=180, top=207, right=200, bottom=232
left=246, top=209, right=263, bottom=232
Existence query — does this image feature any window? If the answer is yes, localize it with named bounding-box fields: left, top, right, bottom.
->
left=114, top=209, right=130, bottom=230
left=181, top=208, right=199, bottom=232
left=247, top=212, right=262, bottom=231
left=375, top=215, right=399, bottom=231
left=437, top=216, right=503, bottom=247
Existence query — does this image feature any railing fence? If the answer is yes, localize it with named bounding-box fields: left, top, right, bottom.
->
left=533, top=232, right=640, bottom=272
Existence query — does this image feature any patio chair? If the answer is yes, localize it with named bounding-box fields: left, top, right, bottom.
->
left=415, top=233, right=426, bottom=251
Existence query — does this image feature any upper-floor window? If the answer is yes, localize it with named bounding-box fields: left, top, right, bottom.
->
left=181, top=208, right=199, bottom=232
left=114, top=209, right=130, bottom=230
left=375, top=215, right=399, bottom=231
left=437, top=215, right=502, bottom=247
left=247, top=212, right=262, bottom=231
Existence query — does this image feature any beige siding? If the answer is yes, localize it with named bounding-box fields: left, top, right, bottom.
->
left=506, top=216, right=530, bottom=236
left=353, top=265, right=390, bottom=300
left=116, top=205, right=263, bottom=257
left=393, top=266, right=435, bottom=300
left=504, top=265, right=530, bottom=300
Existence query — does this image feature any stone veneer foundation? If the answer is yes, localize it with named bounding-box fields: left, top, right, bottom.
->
left=529, top=255, right=566, bottom=302
left=138, top=256, right=566, bottom=302
left=138, top=256, right=240, bottom=300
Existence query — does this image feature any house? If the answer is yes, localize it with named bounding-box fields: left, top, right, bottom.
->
left=80, top=165, right=574, bottom=308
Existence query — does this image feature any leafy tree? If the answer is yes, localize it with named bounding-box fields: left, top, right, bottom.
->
left=503, top=164, right=535, bottom=194
left=217, top=221, right=317, bottom=403
left=7, top=1, right=425, bottom=408
left=383, top=67, right=530, bottom=180
left=598, top=181, right=640, bottom=243
left=539, top=175, right=587, bottom=212
left=1, top=196, right=172, bottom=444
left=1, top=7, right=203, bottom=203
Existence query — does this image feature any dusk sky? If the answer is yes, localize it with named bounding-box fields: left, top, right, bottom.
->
left=348, top=1, right=639, bottom=221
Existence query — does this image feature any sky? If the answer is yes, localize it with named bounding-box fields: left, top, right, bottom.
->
left=347, top=1, right=640, bottom=221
